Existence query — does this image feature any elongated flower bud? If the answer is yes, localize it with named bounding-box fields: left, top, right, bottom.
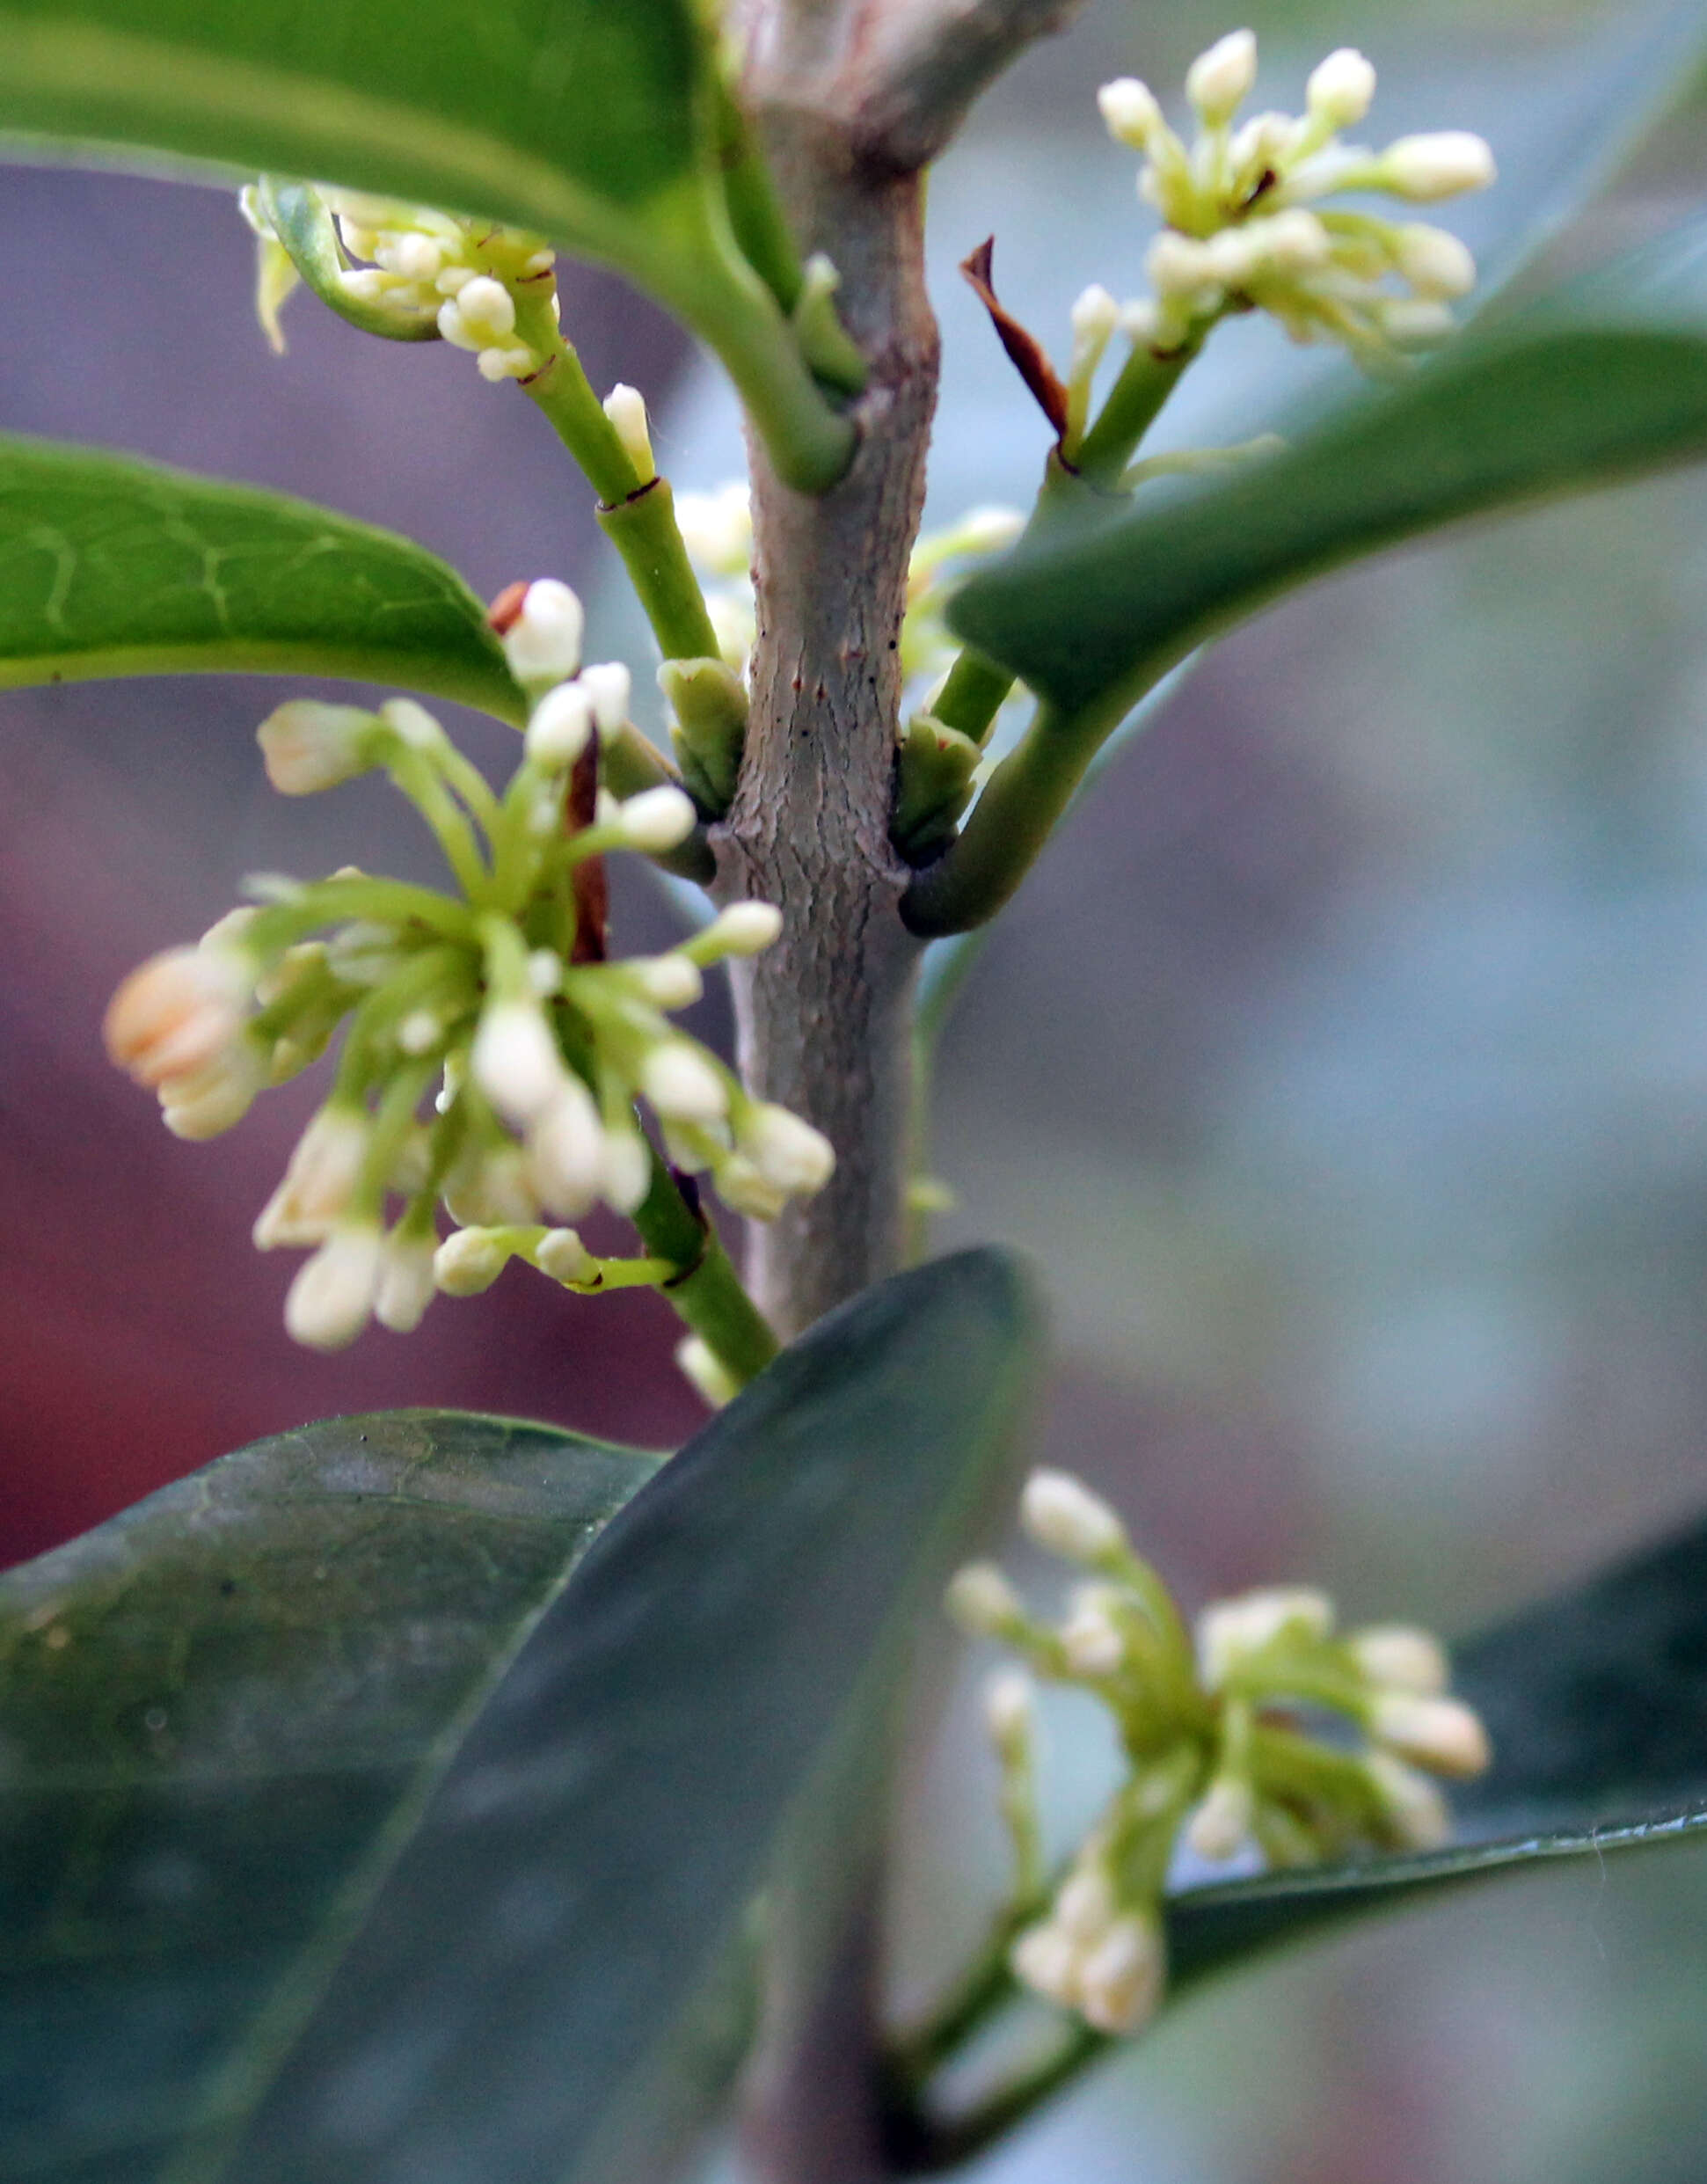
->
left=1020, top=1469, right=1127, bottom=1562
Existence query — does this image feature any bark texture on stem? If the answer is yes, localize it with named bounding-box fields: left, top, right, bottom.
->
left=715, top=79, right=938, bottom=1342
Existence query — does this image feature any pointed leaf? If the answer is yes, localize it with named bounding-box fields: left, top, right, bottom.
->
left=205, top=1249, right=1038, bottom=2184
left=1164, top=1512, right=1707, bottom=1993
left=0, top=433, right=526, bottom=719
left=0, top=1408, right=660, bottom=2184
left=950, top=220, right=1707, bottom=727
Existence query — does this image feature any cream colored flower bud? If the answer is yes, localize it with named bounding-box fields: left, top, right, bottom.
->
left=945, top=1560, right=1024, bottom=1637
left=1394, top=223, right=1477, bottom=297
left=1071, top=282, right=1120, bottom=347
left=1060, top=1599, right=1126, bottom=1676
left=525, top=1076, right=607, bottom=1219
left=1197, top=1584, right=1334, bottom=1686
left=631, top=955, right=704, bottom=1011
left=105, top=945, right=252, bottom=1089
left=599, top=1125, right=652, bottom=1216
left=1098, top=76, right=1164, bottom=149
left=1256, top=208, right=1331, bottom=273
left=257, top=700, right=378, bottom=795
left=285, top=1223, right=383, bottom=1349
left=705, top=901, right=784, bottom=956
left=453, top=274, right=515, bottom=342
left=713, top=1155, right=790, bottom=1223
left=983, top=1666, right=1036, bottom=1748
left=1366, top=1750, right=1451, bottom=1849
left=616, top=785, right=699, bottom=853
left=1371, top=1691, right=1491, bottom=1779
left=602, top=382, right=655, bottom=481
left=1380, top=296, right=1458, bottom=347
left=254, top=1105, right=370, bottom=1248
left=578, top=661, right=632, bottom=732
left=1054, top=1865, right=1117, bottom=1942
left=501, top=578, right=585, bottom=686
left=640, top=1040, right=728, bottom=1124
left=1306, top=47, right=1376, bottom=130
left=1020, top=1469, right=1127, bottom=1562
left=535, top=1226, right=598, bottom=1284
left=1185, top=29, right=1257, bottom=124
left=525, top=682, right=595, bottom=771
left=477, top=344, right=537, bottom=383
left=1146, top=230, right=1218, bottom=300
left=1010, top=1921, right=1083, bottom=2007
left=433, top=1226, right=510, bottom=1297
left=1078, top=1914, right=1164, bottom=2034
left=1185, top=1775, right=1253, bottom=1860
left=739, top=1103, right=835, bottom=1196
left=1350, top=1624, right=1449, bottom=1695
left=471, top=998, right=566, bottom=1128
left=375, top=1229, right=438, bottom=1333
left=158, top=1042, right=265, bottom=1140
left=1382, top=131, right=1497, bottom=201
left=676, top=1333, right=740, bottom=1408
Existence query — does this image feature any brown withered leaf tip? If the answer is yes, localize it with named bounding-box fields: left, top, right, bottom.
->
left=959, top=237, right=1069, bottom=442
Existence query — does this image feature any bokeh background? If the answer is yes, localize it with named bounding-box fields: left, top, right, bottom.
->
left=4, top=1, right=1707, bottom=2178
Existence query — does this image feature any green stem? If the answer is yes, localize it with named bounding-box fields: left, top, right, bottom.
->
left=516, top=296, right=642, bottom=507
left=885, top=2023, right=1108, bottom=2176
left=711, top=71, right=805, bottom=313
left=930, top=649, right=1015, bottom=748
left=901, top=698, right=1120, bottom=938
left=885, top=1904, right=1032, bottom=2093
left=631, top=1149, right=779, bottom=1386
left=601, top=726, right=718, bottom=885
left=596, top=477, right=725, bottom=661
left=1074, top=341, right=1199, bottom=487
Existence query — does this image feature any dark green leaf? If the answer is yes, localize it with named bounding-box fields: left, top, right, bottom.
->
left=0, top=0, right=704, bottom=243
left=205, top=1249, right=1038, bottom=2184
left=0, top=1408, right=660, bottom=2184
left=950, top=219, right=1707, bottom=727
left=1166, top=1512, right=1707, bottom=1993
left=0, top=433, right=526, bottom=719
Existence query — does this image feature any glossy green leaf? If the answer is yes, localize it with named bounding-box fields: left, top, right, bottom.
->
left=950, top=219, right=1707, bottom=728
left=205, top=1250, right=1037, bottom=2184
left=1165, top=1510, right=1707, bottom=1989
left=0, top=433, right=527, bottom=719
left=0, top=1408, right=660, bottom=2184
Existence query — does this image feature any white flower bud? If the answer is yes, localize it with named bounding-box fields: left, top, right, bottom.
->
left=256, top=700, right=378, bottom=795
left=738, top=1103, right=835, bottom=1196
left=1146, top=231, right=1219, bottom=300
left=599, top=1126, right=651, bottom=1215
left=1060, top=1599, right=1127, bottom=1676
left=1010, top=1921, right=1083, bottom=2007
left=1394, top=223, right=1477, bottom=298
left=704, top=901, right=784, bottom=956
left=1185, top=30, right=1257, bottom=125
left=441, top=1144, right=538, bottom=1228
left=1098, top=77, right=1164, bottom=149
left=577, top=661, right=632, bottom=732
left=640, top=1040, right=728, bottom=1123
left=1379, top=296, right=1458, bottom=348
left=1370, top=1692, right=1491, bottom=1779
left=713, top=1154, right=790, bottom=1222
left=104, top=944, right=252, bottom=1089
left=631, top=954, right=704, bottom=1011
left=285, top=1223, right=383, bottom=1350
left=1078, top=1915, right=1164, bottom=2034
left=1367, top=1750, right=1451, bottom=1850
left=535, top=1226, right=598, bottom=1284
left=1120, top=299, right=1163, bottom=347
left=1070, top=282, right=1120, bottom=347
left=453, top=274, right=515, bottom=342
left=377, top=697, right=447, bottom=755
left=982, top=1666, right=1036, bottom=1748
left=1382, top=131, right=1497, bottom=202
left=1019, top=1469, right=1127, bottom=1563
left=945, top=1560, right=1024, bottom=1637
left=1196, top=1585, right=1334, bottom=1686
left=501, top=578, right=585, bottom=687
left=1306, top=47, right=1376, bottom=131
left=1054, top=1866, right=1117, bottom=1942
left=158, top=1041, right=265, bottom=1139
left=435, top=295, right=479, bottom=349
left=383, top=230, right=441, bottom=282
left=375, top=1229, right=438, bottom=1333
left=676, top=1333, right=740, bottom=1408
left=616, top=785, right=698, bottom=853
left=1185, top=1775, right=1253, bottom=1860
left=1349, top=1624, right=1450, bottom=1695
left=602, top=381, right=655, bottom=480
left=525, top=1076, right=607, bottom=1219
left=254, top=1105, right=370, bottom=1248
left=433, top=1226, right=510, bottom=1297
left=1254, top=208, right=1331, bottom=273
left=1204, top=229, right=1260, bottom=287
left=477, top=344, right=537, bottom=383
left=524, top=682, right=595, bottom=771
left=471, top=998, right=566, bottom=1128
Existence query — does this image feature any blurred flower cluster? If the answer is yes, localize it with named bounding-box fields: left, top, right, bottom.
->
left=948, top=1468, right=1492, bottom=2034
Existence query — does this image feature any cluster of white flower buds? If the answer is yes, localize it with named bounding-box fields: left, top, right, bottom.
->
left=945, top=1467, right=1492, bottom=2038
left=1093, top=31, right=1496, bottom=365
left=104, top=576, right=834, bottom=1357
